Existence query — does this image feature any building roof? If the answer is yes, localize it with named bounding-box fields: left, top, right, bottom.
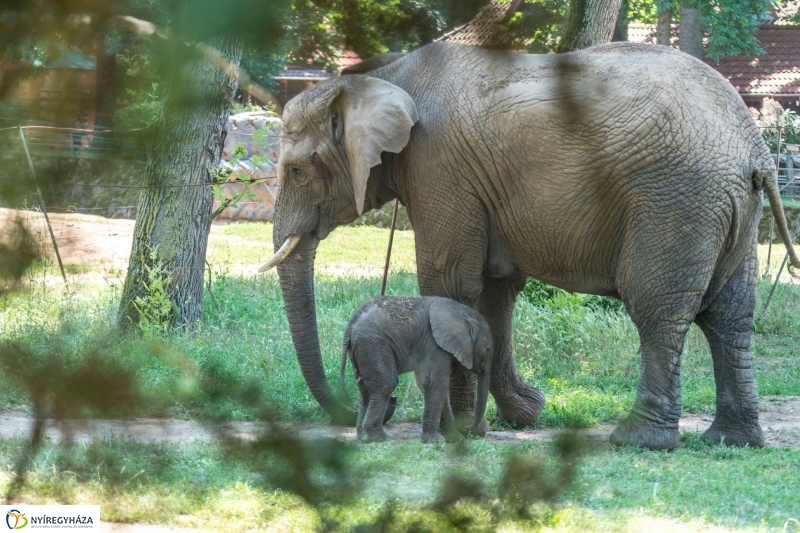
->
left=276, top=64, right=336, bottom=81
left=713, top=26, right=800, bottom=96
left=628, top=23, right=800, bottom=97
left=336, top=50, right=362, bottom=70
left=436, top=0, right=523, bottom=48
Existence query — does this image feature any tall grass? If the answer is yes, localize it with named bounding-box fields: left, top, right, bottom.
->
left=3, top=224, right=800, bottom=427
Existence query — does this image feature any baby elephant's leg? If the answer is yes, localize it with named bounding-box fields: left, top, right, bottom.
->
left=440, top=394, right=464, bottom=443
left=359, top=343, right=397, bottom=443
left=418, top=370, right=450, bottom=443
left=356, top=383, right=368, bottom=440
left=362, top=392, right=391, bottom=442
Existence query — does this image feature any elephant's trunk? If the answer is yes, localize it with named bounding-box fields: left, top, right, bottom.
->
left=470, top=370, right=491, bottom=436
left=276, top=234, right=357, bottom=426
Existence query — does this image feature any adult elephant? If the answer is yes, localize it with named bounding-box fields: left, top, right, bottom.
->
left=260, top=41, right=799, bottom=450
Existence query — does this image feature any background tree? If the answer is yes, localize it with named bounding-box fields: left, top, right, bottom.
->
left=116, top=1, right=289, bottom=330
left=678, top=3, right=703, bottom=58
left=621, top=0, right=784, bottom=61
left=558, top=0, right=625, bottom=52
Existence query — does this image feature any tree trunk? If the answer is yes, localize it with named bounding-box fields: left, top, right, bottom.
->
left=657, top=8, right=672, bottom=46
left=94, top=33, right=120, bottom=129
left=612, top=0, right=628, bottom=42
left=117, top=34, right=243, bottom=330
left=557, top=0, right=625, bottom=53
left=679, top=6, right=703, bottom=58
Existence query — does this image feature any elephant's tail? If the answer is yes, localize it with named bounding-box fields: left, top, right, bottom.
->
left=338, top=336, right=351, bottom=404
left=758, top=164, right=800, bottom=268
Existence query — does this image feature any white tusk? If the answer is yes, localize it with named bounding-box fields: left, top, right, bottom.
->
left=258, top=234, right=302, bottom=272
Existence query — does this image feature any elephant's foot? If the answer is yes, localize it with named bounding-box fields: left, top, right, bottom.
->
left=701, top=418, right=764, bottom=448
left=421, top=431, right=443, bottom=444
left=362, top=428, right=388, bottom=443
left=453, top=412, right=488, bottom=437
left=494, top=382, right=545, bottom=427
left=610, top=414, right=679, bottom=450
left=440, top=418, right=467, bottom=442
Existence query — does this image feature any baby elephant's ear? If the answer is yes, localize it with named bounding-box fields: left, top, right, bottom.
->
left=429, top=299, right=474, bottom=370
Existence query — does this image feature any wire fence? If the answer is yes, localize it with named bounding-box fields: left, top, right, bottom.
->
left=0, top=121, right=148, bottom=162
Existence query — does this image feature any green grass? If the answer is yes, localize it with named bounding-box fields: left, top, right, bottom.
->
left=3, top=222, right=800, bottom=530
left=0, top=435, right=797, bottom=531
left=4, top=224, right=800, bottom=425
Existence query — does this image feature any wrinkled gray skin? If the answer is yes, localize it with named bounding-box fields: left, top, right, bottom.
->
left=339, top=296, right=493, bottom=443
left=267, top=41, right=800, bottom=450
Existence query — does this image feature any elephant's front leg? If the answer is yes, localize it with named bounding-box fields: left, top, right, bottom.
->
left=417, top=369, right=450, bottom=443
left=478, top=273, right=545, bottom=427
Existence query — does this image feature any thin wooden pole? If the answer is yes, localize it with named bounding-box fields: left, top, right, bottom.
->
left=380, top=199, right=400, bottom=296
left=18, top=127, right=69, bottom=288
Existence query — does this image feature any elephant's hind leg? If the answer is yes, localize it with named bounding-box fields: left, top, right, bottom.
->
left=695, top=245, right=763, bottom=447
left=610, top=312, right=694, bottom=450
left=610, top=226, right=715, bottom=450
left=358, top=345, right=397, bottom=443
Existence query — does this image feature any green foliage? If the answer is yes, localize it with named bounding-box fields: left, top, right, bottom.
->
left=132, top=249, right=174, bottom=337
left=275, top=0, right=491, bottom=69
left=116, top=81, right=162, bottom=129
left=521, top=278, right=625, bottom=313
left=499, top=0, right=569, bottom=53
left=624, top=0, right=660, bottom=24
left=625, top=0, right=776, bottom=61
left=230, top=98, right=278, bottom=116
left=701, top=0, right=771, bottom=61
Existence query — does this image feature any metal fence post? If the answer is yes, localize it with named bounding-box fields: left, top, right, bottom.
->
left=18, top=127, right=69, bottom=288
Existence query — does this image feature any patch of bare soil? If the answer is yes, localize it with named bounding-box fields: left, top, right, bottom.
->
left=0, top=207, right=135, bottom=285
left=2, top=397, right=799, bottom=449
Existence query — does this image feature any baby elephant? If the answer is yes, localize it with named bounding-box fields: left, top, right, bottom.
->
left=339, top=296, right=493, bottom=443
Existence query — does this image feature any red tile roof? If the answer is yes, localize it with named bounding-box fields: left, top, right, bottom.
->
left=436, top=0, right=523, bottom=47
left=713, top=26, right=800, bottom=96
left=628, top=23, right=800, bottom=97
left=336, top=50, right=362, bottom=70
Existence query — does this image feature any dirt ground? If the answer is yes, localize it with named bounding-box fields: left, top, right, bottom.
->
left=0, top=208, right=135, bottom=266
left=2, top=208, right=800, bottom=449
left=0, top=396, right=797, bottom=449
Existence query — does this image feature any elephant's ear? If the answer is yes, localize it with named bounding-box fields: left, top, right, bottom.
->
left=335, top=75, right=418, bottom=215
left=429, top=299, right=474, bottom=370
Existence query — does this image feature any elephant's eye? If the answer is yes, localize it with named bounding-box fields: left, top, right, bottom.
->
left=290, top=166, right=309, bottom=186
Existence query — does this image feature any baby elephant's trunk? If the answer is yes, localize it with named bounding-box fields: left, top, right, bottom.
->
left=470, top=370, right=491, bottom=436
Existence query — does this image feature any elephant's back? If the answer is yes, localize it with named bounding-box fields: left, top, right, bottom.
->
left=381, top=41, right=754, bottom=139
left=347, top=297, right=430, bottom=337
